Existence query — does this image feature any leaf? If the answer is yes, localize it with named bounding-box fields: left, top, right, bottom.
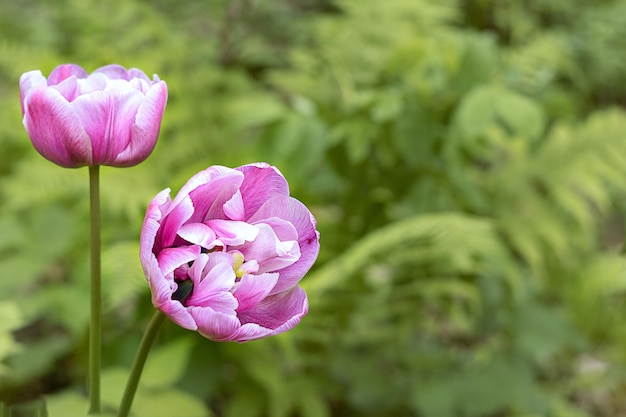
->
left=132, top=388, right=209, bottom=417
left=141, top=337, right=194, bottom=389
left=303, top=212, right=512, bottom=295
left=101, top=241, right=146, bottom=312
left=0, top=302, right=22, bottom=375
left=451, top=85, right=546, bottom=146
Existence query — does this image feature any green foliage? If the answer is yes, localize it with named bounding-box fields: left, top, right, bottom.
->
left=2, top=0, right=626, bottom=416
left=0, top=302, right=22, bottom=376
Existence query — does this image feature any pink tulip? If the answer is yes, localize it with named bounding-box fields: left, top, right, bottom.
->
left=19, top=64, right=167, bottom=168
left=140, top=163, right=319, bottom=342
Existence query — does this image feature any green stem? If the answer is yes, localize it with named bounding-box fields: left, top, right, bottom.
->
left=117, top=310, right=166, bottom=417
left=89, top=165, right=102, bottom=414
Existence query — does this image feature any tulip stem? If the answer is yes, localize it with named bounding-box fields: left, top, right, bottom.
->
left=89, top=165, right=102, bottom=414
left=117, top=310, right=166, bottom=417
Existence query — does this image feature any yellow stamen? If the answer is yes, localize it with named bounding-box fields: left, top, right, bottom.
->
left=232, top=252, right=246, bottom=278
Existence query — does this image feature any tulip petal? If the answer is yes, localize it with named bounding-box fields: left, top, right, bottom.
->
left=159, top=300, right=198, bottom=330
left=143, top=252, right=198, bottom=330
left=188, top=306, right=241, bottom=341
left=71, top=88, right=143, bottom=164
left=141, top=189, right=172, bottom=256
left=226, top=323, right=273, bottom=342
left=173, top=166, right=242, bottom=209
left=189, top=254, right=236, bottom=295
left=157, top=246, right=200, bottom=276
left=188, top=170, right=245, bottom=222
left=238, top=286, right=308, bottom=331
left=94, top=64, right=130, bottom=80
left=236, top=163, right=290, bottom=219
left=23, top=88, right=93, bottom=168
left=234, top=272, right=279, bottom=312
left=52, top=76, right=81, bottom=102
left=177, top=222, right=217, bottom=247
left=206, top=219, right=259, bottom=246
left=223, top=190, right=245, bottom=221
left=249, top=197, right=319, bottom=293
left=238, top=223, right=300, bottom=274
left=113, top=81, right=167, bottom=166
left=159, top=195, right=194, bottom=249
left=47, top=64, right=88, bottom=85
left=19, top=70, right=47, bottom=114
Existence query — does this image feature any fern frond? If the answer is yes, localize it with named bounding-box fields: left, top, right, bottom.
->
left=304, top=212, right=512, bottom=296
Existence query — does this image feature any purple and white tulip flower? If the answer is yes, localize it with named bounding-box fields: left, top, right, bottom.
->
left=140, top=163, right=320, bottom=342
left=20, top=63, right=167, bottom=168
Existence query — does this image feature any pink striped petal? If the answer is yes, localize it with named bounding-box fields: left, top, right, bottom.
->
left=157, top=246, right=200, bottom=276
left=113, top=81, right=167, bottom=166
left=158, top=300, right=198, bottom=330
left=236, top=163, right=290, bottom=219
left=47, top=64, right=88, bottom=85
left=93, top=64, right=130, bottom=80
left=188, top=306, right=241, bottom=341
left=234, top=272, right=279, bottom=312
left=20, top=71, right=47, bottom=113
left=177, top=222, right=217, bottom=247
left=71, top=88, right=143, bottom=164
left=238, top=286, right=308, bottom=331
left=248, top=196, right=319, bottom=294
left=223, top=190, right=245, bottom=221
left=206, top=219, right=259, bottom=246
left=188, top=253, right=236, bottom=293
left=23, top=88, right=92, bottom=168
left=174, top=166, right=241, bottom=207
left=159, top=195, right=194, bottom=249
left=140, top=189, right=171, bottom=257
left=239, top=223, right=300, bottom=274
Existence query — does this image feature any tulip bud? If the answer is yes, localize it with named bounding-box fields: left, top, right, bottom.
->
left=19, top=64, right=167, bottom=168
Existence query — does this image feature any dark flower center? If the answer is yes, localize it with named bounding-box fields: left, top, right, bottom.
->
left=171, top=279, right=194, bottom=304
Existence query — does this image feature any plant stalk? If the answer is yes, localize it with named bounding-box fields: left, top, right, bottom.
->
left=89, top=165, right=102, bottom=414
left=117, top=310, right=166, bottom=417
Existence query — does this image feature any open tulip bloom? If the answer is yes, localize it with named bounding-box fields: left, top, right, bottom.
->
left=20, top=63, right=167, bottom=168
left=141, top=163, right=320, bottom=342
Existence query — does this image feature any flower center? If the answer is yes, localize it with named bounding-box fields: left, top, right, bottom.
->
left=171, top=278, right=194, bottom=304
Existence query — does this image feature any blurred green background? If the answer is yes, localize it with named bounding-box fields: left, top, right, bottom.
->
left=2, top=0, right=626, bottom=416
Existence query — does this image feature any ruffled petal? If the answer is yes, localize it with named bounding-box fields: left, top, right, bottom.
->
left=188, top=170, right=244, bottom=222
left=177, top=222, right=217, bottom=248
left=159, top=194, right=195, bottom=249
left=157, top=246, right=200, bottom=276
left=158, top=300, right=198, bottom=331
left=223, top=190, right=245, bottom=221
left=238, top=286, right=308, bottom=332
left=171, top=166, right=242, bottom=212
left=236, top=163, right=290, bottom=219
left=234, top=272, right=279, bottom=312
left=248, top=197, right=319, bottom=294
left=238, top=223, right=300, bottom=274
left=206, top=219, right=259, bottom=246
left=140, top=188, right=171, bottom=261
left=188, top=306, right=241, bottom=341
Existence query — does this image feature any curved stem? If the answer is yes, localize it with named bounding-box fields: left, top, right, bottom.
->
left=117, top=310, right=166, bottom=417
left=89, top=165, right=102, bottom=414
